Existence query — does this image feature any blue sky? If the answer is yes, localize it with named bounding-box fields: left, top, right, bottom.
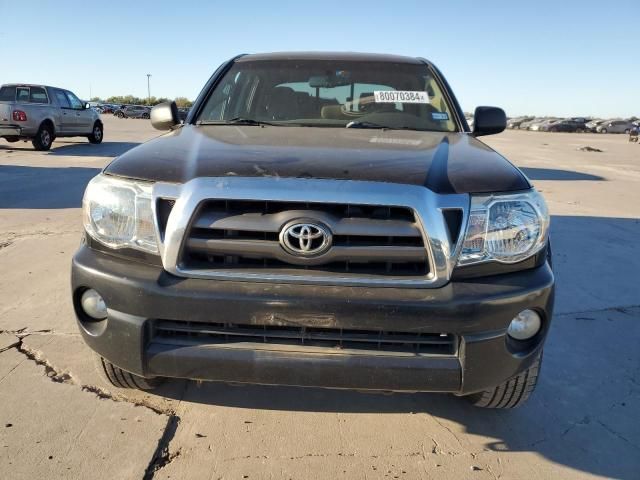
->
left=0, top=0, right=636, bottom=117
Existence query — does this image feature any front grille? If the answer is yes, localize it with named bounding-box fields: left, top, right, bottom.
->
left=179, top=200, right=430, bottom=278
left=152, top=320, right=457, bottom=356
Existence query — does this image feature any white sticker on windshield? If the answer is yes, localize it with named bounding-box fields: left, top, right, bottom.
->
left=374, top=91, right=429, bottom=104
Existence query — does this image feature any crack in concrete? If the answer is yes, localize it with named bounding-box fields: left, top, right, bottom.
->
left=222, top=452, right=427, bottom=462
left=0, top=327, right=81, bottom=339
left=0, top=335, right=21, bottom=353
left=430, top=416, right=465, bottom=450
left=556, top=304, right=640, bottom=318
left=143, top=415, right=182, bottom=480
left=625, top=374, right=640, bottom=388
left=561, top=416, right=591, bottom=437
left=16, top=338, right=75, bottom=384
left=0, top=327, right=29, bottom=335
left=6, top=333, right=186, bottom=479
left=596, top=420, right=640, bottom=452
left=0, top=229, right=80, bottom=243
left=80, top=384, right=175, bottom=416
left=0, top=328, right=53, bottom=336
left=529, top=416, right=592, bottom=448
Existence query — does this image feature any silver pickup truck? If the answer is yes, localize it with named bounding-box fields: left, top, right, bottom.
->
left=0, top=84, right=103, bottom=151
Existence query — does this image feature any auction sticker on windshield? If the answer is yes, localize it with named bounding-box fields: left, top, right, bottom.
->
left=374, top=91, right=429, bottom=103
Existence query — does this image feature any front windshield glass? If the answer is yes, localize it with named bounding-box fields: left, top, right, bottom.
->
left=197, top=60, right=457, bottom=132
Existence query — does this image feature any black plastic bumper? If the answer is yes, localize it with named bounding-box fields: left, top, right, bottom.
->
left=71, top=245, right=555, bottom=394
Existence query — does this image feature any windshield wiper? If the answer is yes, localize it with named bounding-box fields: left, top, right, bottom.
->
left=345, top=121, right=388, bottom=129
left=197, top=117, right=279, bottom=126
left=346, top=121, right=426, bottom=131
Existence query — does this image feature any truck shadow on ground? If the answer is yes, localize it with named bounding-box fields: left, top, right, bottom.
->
left=0, top=165, right=101, bottom=208
left=520, top=167, right=604, bottom=181
left=0, top=141, right=138, bottom=157
left=47, top=141, right=139, bottom=157
left=157, top=354, right=636, bottom=478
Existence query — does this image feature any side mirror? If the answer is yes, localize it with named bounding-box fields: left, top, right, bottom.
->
left=472, top=106, right=506, bottom=136
left=150, top=101, right=179, bottom=130
left=84, top=102, right=91, bottom=109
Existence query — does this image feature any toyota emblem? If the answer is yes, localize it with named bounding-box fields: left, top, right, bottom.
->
left=280, top=221, right=332, bottom=257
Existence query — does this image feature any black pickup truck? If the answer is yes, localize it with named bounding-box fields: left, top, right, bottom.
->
left=73, top=52, right=554, bottom=408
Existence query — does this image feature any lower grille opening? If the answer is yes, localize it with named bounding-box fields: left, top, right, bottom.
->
left=152, top=320, right=457, bottom=356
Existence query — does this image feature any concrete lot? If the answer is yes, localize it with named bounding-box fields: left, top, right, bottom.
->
left=1, top=116, right=639, bottom=479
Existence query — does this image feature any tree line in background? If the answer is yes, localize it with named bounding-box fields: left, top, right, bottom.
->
left=89, top=95, right=193, bottom=108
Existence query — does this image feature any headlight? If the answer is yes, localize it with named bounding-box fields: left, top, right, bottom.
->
left=83, top=174, right=159, bottom=254
left=457, top=190, right=549, bottom=266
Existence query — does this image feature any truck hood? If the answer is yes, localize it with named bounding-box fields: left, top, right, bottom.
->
left=105, top=125, right=530, bottom=194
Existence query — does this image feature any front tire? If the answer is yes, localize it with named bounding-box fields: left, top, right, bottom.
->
left=32, top=124, right=53, bottom=151
left=465, top=352, right=542, bottom=408
left=94, top=353, right=163, bottom=390
left=600, top=128, right=607, bottom=134
left=88, top=122, right=103, bottom=144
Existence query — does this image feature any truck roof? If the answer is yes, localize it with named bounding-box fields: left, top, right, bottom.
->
left=236, top=51, right=426, bottom=64
left=1, top=83, right=61, bottom=89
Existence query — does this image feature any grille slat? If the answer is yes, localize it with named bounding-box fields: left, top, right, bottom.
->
left=186, top=238, right=427, bottom=265
left=192, top=210, right=421, bottom=237
left=153, top=320, right=456, bottom=356
left=180, top=200, right=430, bottom=279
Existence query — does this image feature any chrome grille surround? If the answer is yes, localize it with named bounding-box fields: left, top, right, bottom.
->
left=152, top=177, right=469, bottom=288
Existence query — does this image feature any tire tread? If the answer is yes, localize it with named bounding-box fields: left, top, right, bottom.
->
left=93, top=353, right=162, bottom=390
left=466, top=352, right=542, bottom=409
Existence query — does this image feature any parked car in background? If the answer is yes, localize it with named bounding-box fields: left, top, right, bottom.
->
left=543, top=119, right=587, bottom=133
left=507, top=116, right=534, bottom=129
left=177, top=108, right=190, bottom=122
left=531, top=118, right=559, bottom=131
left=596, top=120, right=634, bottom=134
left=0, top=83, right=103, bottom=150
left=466, top=116, right=474, bottom=130
left=585, top=119, right=605, bottom=132
left=115, top=105, right=151, bottom=119
left=519, top=117, right=544, bottom=130
left=569, top=117, right=590, bottom=124
left=99, top=104, right=116, bottom=114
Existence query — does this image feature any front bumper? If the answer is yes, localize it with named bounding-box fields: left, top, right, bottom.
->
left=71, top=245, right=554, bottom=394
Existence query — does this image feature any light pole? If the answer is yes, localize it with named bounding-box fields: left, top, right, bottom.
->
left=146, top=74, right=152, bottom=104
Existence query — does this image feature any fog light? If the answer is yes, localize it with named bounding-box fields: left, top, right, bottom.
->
left=507, top=309, right=541, bottom=340
left=80, top=289, right=107, bottom=320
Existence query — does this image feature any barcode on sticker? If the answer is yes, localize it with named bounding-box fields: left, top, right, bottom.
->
left=374, top=91, right=429, bottom=104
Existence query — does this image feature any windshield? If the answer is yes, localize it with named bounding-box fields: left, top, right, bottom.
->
left=196, top=60, right=457, bottom=132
